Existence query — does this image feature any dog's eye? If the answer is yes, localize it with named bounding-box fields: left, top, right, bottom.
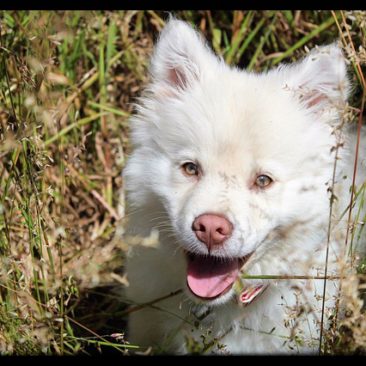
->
left=181, top=162, right=199, bottom=177
left=255, top=174, right=273, bottom=188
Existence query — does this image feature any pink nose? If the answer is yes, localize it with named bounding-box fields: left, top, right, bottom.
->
left=192, top=214, right=233, bottom=250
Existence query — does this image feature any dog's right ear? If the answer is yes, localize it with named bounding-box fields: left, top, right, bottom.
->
left=150, top=19, right=220, bottom=93
left=281, top=43, right=350, bottom=115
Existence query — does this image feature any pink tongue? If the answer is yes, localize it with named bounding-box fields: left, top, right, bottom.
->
left=187, top=255, right=239, bottom=299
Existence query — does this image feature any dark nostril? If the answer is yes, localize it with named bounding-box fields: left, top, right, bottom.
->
left=199, top=224, right=206, bottom=232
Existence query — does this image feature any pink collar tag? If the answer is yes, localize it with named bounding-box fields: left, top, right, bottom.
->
left=239, top=284, right=268, bottom=305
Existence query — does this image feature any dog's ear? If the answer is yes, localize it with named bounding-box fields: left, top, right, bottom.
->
left=282, top=44, right=350, bottom=113
left=150, top=18, right=219, bottom=93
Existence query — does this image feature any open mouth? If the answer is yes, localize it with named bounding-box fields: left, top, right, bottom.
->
left=185, top=252, right=253, bottom=300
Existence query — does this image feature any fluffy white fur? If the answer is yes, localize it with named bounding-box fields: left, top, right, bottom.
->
left=122, top=19, right=365, bottom=354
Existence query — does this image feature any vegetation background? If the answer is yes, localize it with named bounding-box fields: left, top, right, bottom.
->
left=0, top=10, right=365, bottom=355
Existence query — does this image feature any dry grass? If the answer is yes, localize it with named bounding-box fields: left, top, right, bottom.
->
left=0, top=10, right=365, bottom=355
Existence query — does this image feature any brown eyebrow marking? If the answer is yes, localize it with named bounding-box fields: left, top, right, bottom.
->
left=215, top=172, right=242, bottom=209
left=249, top=202, right=272, bottom=221
left=298, top=185, right=318, bottom=193
left=218, top=171, right=241, bottom=189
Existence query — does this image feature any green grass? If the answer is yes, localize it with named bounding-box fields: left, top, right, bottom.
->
left=0, top=10, right=365, bottom=355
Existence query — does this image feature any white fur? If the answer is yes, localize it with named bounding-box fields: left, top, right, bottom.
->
left=122, top=19, right=365, bottom=354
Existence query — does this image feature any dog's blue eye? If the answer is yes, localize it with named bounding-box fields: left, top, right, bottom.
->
left=181, top=162, right=199, bottom=177
left=255, top=175, right=273, bottom=188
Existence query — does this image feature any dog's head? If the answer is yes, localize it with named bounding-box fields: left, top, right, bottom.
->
left=124, top=19, right=350, bottom=304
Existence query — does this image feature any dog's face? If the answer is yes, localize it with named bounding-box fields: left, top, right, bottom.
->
left=124, top=20, right=349, bottom=304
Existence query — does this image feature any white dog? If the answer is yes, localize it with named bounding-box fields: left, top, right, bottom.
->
left=122, top=19, right=365, bottom=354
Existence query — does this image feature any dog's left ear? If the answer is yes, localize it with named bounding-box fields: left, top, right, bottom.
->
left=150, top=18, right=220, bottom=94
left=282, top=43, right=350, bottom=113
